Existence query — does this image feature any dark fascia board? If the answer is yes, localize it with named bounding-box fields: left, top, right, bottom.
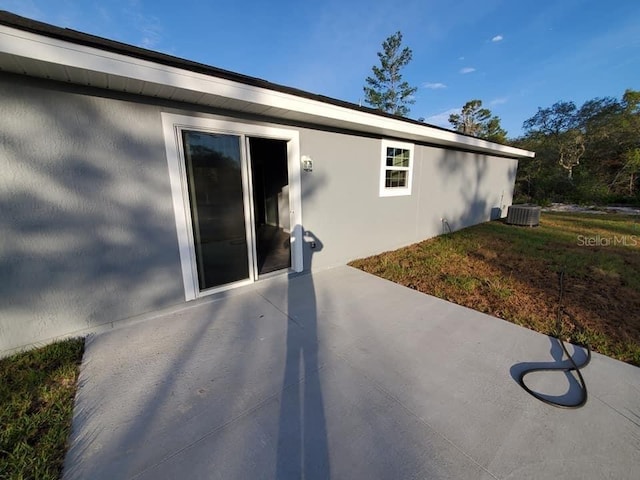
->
left=0, top=10, right=485, bottom=142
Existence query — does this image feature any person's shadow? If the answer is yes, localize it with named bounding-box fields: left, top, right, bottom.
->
left=275, top=229, right=330, bottom=478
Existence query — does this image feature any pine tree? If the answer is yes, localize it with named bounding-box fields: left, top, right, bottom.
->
left=363, top=31, right=417, bottom=117
left=448, top=99, right=507, bottom=143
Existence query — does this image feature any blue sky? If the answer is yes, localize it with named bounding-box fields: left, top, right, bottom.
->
left=1, top=0, right=638, bottom=137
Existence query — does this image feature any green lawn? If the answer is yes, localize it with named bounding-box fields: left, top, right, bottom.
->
left=0, top=338, right=84, bottom=480
left=350, top=212, right=640, bottom=366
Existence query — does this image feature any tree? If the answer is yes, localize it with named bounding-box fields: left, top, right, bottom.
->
left=571, top=90, right=640, bottom=192
left=448, top=99, right=507, bottom=143
left=558, top=129, right=585, bottom=179
left=523, top=101, right=584, bottom=179
left=605, top=90, right=640, bottom=195
left=363, top=31, right=417, bottom=117
left=514, top=89, right=640, bottom=203
left=523, top=101, right=578, bottom=136
left=609, top=148, right=640, bottom=195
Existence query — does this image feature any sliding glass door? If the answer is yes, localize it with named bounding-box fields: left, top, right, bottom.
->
left=181, top=130, right=250, bottom=290
left=161, top=113, right=304, bottom=299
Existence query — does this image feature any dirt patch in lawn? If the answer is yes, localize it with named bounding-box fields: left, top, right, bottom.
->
left=350, top=212, right=640, bottom=366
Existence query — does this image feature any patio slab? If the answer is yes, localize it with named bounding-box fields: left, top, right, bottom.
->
left=63, top=266, right=640, bottom=479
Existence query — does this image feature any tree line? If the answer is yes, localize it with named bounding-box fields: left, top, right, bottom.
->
left=363, top=32, right=640, bottom=205
left=512, top=91, right=640, bottom=204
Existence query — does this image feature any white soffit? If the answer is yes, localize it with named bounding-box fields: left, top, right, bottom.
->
left=0, top=24, right=534, bottom=159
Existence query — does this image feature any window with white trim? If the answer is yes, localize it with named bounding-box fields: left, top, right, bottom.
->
left=379, top=140, right=414, bottom=197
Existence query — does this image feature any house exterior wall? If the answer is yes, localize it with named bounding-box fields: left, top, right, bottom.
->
left=0, top=73, right=518, bottom=354
left=297, top=128, right=517, bottom=269
left=0, top=74, right=184, bottom=353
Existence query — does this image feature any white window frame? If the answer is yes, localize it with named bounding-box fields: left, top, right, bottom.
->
left=379, top=140, right=414, bottom=197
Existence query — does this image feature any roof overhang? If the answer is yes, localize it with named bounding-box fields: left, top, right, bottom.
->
left=0, top=13, right=534, bottom=159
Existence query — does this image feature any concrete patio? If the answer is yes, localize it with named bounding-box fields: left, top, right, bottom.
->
left=63, top=266, right=640, bottom=479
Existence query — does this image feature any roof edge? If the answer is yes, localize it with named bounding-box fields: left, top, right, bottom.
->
left=0, top=10, right=534, bottom=159
left=0, top=11, right=435, bottom=127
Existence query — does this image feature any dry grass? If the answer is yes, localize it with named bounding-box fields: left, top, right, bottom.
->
left=350, top=212, right=640, bottom=366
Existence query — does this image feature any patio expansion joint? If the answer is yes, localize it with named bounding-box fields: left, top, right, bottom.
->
left=333, top=350, right=501, bottom=480
left=591, top=393, right=640, bottom=429
left=255, top=290, right=304, bottom=329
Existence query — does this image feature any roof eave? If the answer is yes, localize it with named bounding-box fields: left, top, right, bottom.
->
left=0, top=12, right=535, bottom=159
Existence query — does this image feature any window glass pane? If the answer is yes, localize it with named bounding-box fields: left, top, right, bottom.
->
left=182, top=130, right=249, bottom=289
left=385, top=169, right=407, bottom=188
left=399, top=149, right=410, bottom=167
left=386, top=147, right=394, bottom=167
left=386, top=147, right=410, bottom=167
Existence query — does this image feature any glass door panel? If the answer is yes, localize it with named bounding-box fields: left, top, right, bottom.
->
left=182, top=130, right=250, bottom=290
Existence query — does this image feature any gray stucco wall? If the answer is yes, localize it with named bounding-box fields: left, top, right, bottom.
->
left=0, top=75, right=184, bottom=353
left=0, top=73, right=518, bottom=354
left=298, top=128, right=517, bottom=270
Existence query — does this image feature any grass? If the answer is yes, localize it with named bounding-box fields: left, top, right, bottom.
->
left=0, top=338, right=84, bottom=480
left=350, top=212, right=640, bottom=366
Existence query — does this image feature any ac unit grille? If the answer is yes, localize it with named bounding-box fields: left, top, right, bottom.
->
left=506, top=205, right=541, bottom=226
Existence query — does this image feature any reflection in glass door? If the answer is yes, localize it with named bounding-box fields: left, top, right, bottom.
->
left=182, top=130, right=250, bottom=290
